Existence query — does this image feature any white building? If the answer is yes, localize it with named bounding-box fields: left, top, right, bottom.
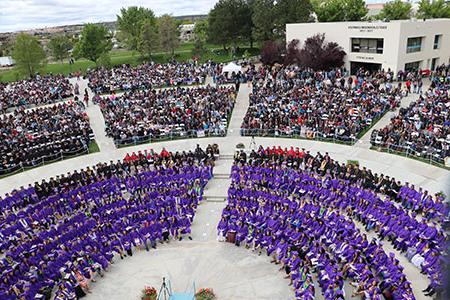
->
left=179, top=24, right=195, bottom=42
left=286, top=19, right=450, bottom=75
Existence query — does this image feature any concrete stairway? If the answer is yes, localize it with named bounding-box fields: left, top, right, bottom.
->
left=203, top=155, right=234, bottom=202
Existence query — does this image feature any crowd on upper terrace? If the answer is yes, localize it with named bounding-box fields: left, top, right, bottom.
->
left=86, top=61, right=214, bottom=94
left=0, top=75, right=73, bottom=114
left=372, top=64, right=450, bottom=162
left=93, top=85, right=236, bottom=145
left=0, top=100, right=93, bottom=175
left=241, top=66, right=404, bottom=142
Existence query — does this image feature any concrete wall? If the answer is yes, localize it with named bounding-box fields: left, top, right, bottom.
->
left=286, top=19, right=450, bottom=74
left=397, top=19, right=450, bottom=71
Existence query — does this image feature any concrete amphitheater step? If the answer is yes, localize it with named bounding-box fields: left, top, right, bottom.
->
left=204, top=196, right=227, bottom=202
left=213, top=174, right=230, bottom=179
left=220, top=154, right=235, bottom=160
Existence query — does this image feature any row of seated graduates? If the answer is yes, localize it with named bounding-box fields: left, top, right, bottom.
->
left=0, top=145, right=218, bottom=299
left=223, top=147, right=448, bottom=299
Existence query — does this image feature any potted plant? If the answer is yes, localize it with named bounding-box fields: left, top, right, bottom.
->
left=141, top=286, right=157, bottom=300
left=195, top=288, right=216, bottom=300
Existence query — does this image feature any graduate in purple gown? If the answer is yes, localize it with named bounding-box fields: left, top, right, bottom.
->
left=0, top=145, right=218, bottom=299
left=219, top=147, right=424, bottom=299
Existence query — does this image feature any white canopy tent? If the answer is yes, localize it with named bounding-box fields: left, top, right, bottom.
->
left=221, top=62, right=242, bottom=74
left=0, top=56, right=14, bottom=67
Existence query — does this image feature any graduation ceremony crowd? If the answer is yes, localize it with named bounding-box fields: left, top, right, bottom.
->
left=0, top=145, right=218, bottom=300
left=0, top=101, right=94, bottom=175
left=86, top=61, right=214, bottom=94
left=372, top=66, right=449, bottom=163
left=218, top=146, right=448, bottom=299
left=94, top=85, right=236, bottom=145
left=241, top=66, right=404, bottom=142
left=0, top=56, right=448, bottom=300
left=0, top=75, right=73, bottom=114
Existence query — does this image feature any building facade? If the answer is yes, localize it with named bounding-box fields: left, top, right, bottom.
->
left=286, top=19, right=450, bottom=75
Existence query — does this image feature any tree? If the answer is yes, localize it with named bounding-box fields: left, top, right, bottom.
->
left=417, top=0, right=450, bottom=19
left=240, top=0, right=255, bottom=47
left=344, top=0, right=368, bottom=21
left=117, top=6, right=156, bottom=50
left=191, top=20, right=208, bottom=57
left=0, top=38, right=13, bottom=57
left=208, top=0, right=235, bottom=49
left=208, top=0, right=255, bottom=50
left=194, top=19, right=209, bottom=43
left=252, top=0, right=276, bottom=42
left=377, top=0, right=412, bottom=20
left=12, top=33, right=46, bottom=78
left=138, top=19, right=159, bottom=60
left=274, top=0, right=314, bottom=37
left=192, top=37, right=207, bottom=57
left=315, top=0, right=368, bottom=22
left=284, top=39, right=301, bottom=65
left=260, top=40, right=281, bottom=66
left=48, top=35, right=73, bottom=63
left=97, top=53, right=112, bottom=68
left=158, top=14, right=179, bottom=56
left=73, top=24, right=112, bottom=64
left=298, top=34, right=346, bottom=70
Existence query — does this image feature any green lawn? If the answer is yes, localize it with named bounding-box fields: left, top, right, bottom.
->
left=0, top=43, right=260, bottom=83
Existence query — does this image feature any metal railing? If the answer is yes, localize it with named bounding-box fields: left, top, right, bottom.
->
left=0, top=146, right=91, bottom=177
left=113, top=129, right=227, bottom=147
left=370, top=142, right=448, bottom=169
left=240, top=128, right=357, bottom=146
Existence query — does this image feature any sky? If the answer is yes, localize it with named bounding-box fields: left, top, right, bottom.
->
left=0, top=0, right=219, bottom=33
left=0, top=0, right=392, bottom=33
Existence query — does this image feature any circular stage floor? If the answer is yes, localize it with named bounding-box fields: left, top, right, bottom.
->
left=85, top=241, right=295, bottom=300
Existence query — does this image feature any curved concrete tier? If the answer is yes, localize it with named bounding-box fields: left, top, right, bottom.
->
left=1, top=136, right=448, bottom=197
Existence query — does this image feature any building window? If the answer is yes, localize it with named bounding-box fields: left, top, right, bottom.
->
left=406, top=37, right=422, bottom=53
left=431, top=58, right=439, bottom=71
left=404, top=61, right=421, bottom=71
left=433, top=35, right=441, bottom=49
left=351, top=38, right=384, bottom=54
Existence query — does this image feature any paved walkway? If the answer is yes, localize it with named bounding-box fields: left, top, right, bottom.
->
left=69, top=78, right=116, bottom=152
left=227, top=83, right=251, bottom=137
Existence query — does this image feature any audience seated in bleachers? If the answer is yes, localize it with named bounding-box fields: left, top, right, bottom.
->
left=0, top=100, right=94, bottom=175
left=0, top=75, right=73, bottom=114
left=372, top=75, right=449, bottom=163
left=86, top=61, right=215, bottom=94
left=241, top=66, right=403, bottom=142
left=94, top=86, right=236, bottom=145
